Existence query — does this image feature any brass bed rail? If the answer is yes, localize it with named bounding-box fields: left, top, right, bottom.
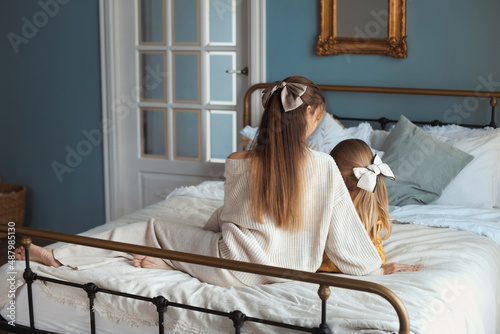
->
left=2, top=225, right=410, bottom=333
left=244, top=83, right=500, bottom=128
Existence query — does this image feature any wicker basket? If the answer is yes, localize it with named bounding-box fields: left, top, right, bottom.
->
left=0, top=175, right=27, bottom=237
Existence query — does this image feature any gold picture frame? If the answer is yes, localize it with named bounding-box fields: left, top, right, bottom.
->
left=317, top=0, right=407, bottom=58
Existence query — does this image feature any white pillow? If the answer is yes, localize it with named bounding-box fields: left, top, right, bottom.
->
left=430, top=133, right=500, bottom=208
left=240, top=125, right=258, bottom=139
left=240, top=125, right=258, bottom=150
left=422, top=124, right=500, bottom=139
left=342, top=122, right=374, bottom=144
left=423, top=125, right=500, bottom=208
left=370, top=130, right=390, bottom=151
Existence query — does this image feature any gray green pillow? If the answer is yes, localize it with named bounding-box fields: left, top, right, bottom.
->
left=382, top=116, right=474, bottom=206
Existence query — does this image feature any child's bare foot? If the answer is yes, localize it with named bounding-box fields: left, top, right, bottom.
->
left=133, top=254, right=173, bottom=270
left=14, top=244, right=62, bottom=268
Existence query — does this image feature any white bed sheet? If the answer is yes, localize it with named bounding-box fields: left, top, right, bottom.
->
left=1, top=185, right=500, bottom=334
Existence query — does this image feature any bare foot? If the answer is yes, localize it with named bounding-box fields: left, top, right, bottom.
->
left=14, top=244, right=62, bottom=268
left=133, top=254, right=173, bottom=270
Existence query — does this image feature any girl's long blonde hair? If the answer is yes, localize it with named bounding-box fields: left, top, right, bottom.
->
left=248, top=76, right=325, bottom=232
left=330, top=139, right=392, bottom=241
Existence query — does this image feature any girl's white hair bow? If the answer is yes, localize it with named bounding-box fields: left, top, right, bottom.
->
left=353, top=155, right=395, bottom=193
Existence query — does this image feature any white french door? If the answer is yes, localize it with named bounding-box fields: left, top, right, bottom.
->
left=100, top=0, right=265, bottom=221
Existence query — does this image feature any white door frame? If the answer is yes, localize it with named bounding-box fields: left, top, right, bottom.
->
left=99, top=0, right=266, bottom=222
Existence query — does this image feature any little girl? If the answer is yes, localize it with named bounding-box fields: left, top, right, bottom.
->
left=319, top=139, right=421, bottom=275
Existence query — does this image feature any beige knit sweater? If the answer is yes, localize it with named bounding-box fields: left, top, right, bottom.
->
left=204, top=149, right=382, bottom=285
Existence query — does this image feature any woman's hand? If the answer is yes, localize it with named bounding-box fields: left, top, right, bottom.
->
left=382, top=262, right=422, bottom=275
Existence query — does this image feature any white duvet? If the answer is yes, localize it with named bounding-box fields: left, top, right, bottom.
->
left=1, top=182, right=500, bottom=334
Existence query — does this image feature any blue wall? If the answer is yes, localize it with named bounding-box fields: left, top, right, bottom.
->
left=267, top=0, right=500, bottom=127
left=0, top=0, right=104, bottom=234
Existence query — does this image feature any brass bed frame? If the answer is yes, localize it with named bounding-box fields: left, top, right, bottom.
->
left=244, top=83, right=499, bottom=129
left=2, top=84, right=499, bottom=334
left=0, top=225, right=409, bottom=334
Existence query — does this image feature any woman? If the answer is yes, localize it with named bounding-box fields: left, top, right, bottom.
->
left=16, top=76, right=383, bottom=286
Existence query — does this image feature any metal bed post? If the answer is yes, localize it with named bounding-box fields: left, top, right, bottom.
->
left=21, top=236, right=36, bottom=330
left=152, top=296, right=168, bottom=334
left=83, top=283, right=98, bottom=334
left=490, top=97, right=497, bottom=128
left=1, top=226, right=411, bottom=333
left=315, top=285, right=332, bottom=334
left=229, top=310, right=246, bottom=334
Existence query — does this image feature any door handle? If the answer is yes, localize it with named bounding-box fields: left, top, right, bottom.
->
left=225, top=66, right=248, bottom=75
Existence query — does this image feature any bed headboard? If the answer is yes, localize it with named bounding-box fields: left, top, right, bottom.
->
left=243, top=84, right=499, bottom=130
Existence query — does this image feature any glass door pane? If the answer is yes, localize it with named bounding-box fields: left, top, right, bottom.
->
left=139, top=0, right=165, bottom=44
left=209, top=110, right=236, bottom=161
left=141, top=108, right=167, bottom=157
left=208, top=52, right=236, bottom=105
left=173, top=52, right=200, bottom=103
left=140, top=51, right=167, bottom=102
left=174, top=109, right=201, bottom=160
left=209, top=0, right=236, bottom=45
left=172, top=0, right=200, bottom=45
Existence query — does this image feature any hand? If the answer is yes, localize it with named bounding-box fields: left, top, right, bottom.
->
left=382, top=262, right=422, bottom=275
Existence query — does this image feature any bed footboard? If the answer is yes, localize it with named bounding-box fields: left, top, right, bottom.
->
left=1, top=226, right=410, bottom=334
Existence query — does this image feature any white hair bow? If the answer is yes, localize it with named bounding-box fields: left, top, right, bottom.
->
left=353, top=155, right=395, bottom=193
left=261, top=81, right=308, bottom=112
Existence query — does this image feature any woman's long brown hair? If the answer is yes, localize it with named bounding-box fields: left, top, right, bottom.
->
left=247, top=76, right=325, bottom=232
left=330, top=139, right=392, bottom=241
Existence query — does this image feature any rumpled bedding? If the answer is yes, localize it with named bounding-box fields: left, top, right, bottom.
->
left=168, top=181, right=500, bottom=245
left=390, top=204, right=500, bottom=245
left=1, top=182, right=499, bottom=334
